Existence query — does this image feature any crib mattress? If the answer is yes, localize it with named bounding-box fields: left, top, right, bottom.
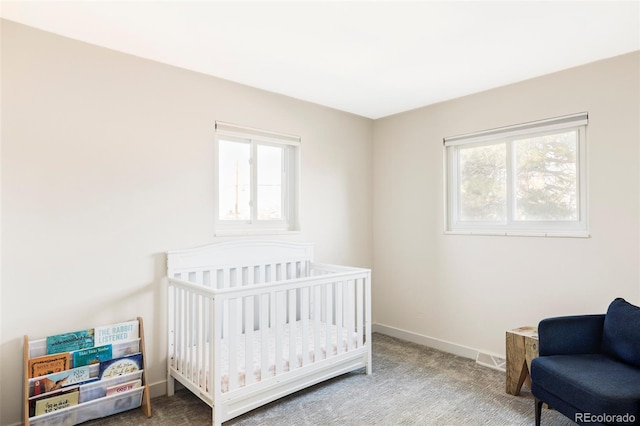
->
left=174, top=320, right=357, bottom=393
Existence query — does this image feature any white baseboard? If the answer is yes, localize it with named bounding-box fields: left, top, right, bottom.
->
left=372, top=323, right=506, bottom=372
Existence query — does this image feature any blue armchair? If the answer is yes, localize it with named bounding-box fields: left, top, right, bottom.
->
left=531, top=298, right=640, bottom=425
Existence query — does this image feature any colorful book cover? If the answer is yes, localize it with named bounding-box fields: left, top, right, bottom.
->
left=72, top=344, right=112, bottom=368
left=28, top=353, right=71, bottom=379
left=30, top=365, right=93, bottom=396
left=28, top=385, right=79, bottom=417
left=94, top=320, right=138, bottom=346
left=46, top=329, right=94, bottom=354
left=99, top=353, right=143, bottom=379
left=34, top=389, right=79, bottom=416
left=105, top=378, right=142, bottom=396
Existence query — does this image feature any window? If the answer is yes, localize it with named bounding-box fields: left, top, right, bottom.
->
left=444, top=113, right=588, bottom=237
left=215, top=121, right=300, bottom=235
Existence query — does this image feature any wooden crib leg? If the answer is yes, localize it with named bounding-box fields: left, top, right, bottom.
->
left=167, top=374, right=175, bottom=396
left=213, top=406, right=223, bottom=426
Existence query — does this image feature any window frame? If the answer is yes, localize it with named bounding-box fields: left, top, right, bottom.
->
left=214, top=121, right=300, bottom=236
left=444, top=113, right=589, bottom=237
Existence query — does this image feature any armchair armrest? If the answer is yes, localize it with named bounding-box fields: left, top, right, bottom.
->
left=538, top=314, right=605, bottom=356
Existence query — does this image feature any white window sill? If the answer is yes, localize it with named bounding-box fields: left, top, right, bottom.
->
left=214, top=229, right=301, bottom=237
left=444, top=230, right=590, bottom=238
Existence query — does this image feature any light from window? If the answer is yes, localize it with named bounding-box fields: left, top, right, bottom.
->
left=218, top=140, right=251, bottom=221
left=257, top=144, right=283, bottom=220
left=444, top=113, right=588, bottom=237
left=215, top=122, right=299, bottom=235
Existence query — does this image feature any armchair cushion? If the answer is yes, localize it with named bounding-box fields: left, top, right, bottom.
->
left=601, top=297, right=640, bottom=368
left=532, top=354, right=640, bottom=419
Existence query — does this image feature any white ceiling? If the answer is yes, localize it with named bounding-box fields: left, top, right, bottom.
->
left=2, top=1, right=639, bottom=119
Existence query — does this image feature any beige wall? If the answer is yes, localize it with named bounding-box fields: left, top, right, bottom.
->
left=0, top=20, right=373, bottom=425
left=373, top=51, right=640, bottom=358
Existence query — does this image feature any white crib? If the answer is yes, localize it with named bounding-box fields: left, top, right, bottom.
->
left=166, top=240, right=372, bottom=425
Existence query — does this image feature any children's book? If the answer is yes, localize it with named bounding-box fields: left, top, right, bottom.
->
left=99, top=353, right=143, bottom=379
left=72, top=344, right=112, bottom=368
left=30, top=365, right=94, bottom=397
left=46, top=329, right=94, bottom=354
left=94, top=320, right=139, bottom=346
left=28, top=353, right=71, bottom=379
left=28, top=385, right=79, bottom=417
left=105, top=378, right=142, bottom=396
left=33, top=388, right=79, bottom=416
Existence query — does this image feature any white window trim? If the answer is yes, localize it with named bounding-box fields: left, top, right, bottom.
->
left=443, top=113, right=589, bottom=238
left=214, top=121, right=300, bottom=236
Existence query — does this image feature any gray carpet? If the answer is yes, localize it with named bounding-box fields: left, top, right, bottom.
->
left=85, top=333, right=576, bottom=425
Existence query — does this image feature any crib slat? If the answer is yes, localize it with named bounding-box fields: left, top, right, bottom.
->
left=249, top=266, right=260, bottom=284
left=233, top=267, right=240, bottom=287
left=275, top=291, right=285, bottom=374
left=188, top=289, right=195, bottom=376
left=258, top=265, right=266, bottom=284
left=356, top=278, right=364, bottom=348
left=176, top=288, right=185, bottom=372
left=301, top=287, right=309, bottom=365
left=313, top=285, right=322, bottom=362
left=216, top=269, right=223, bottom=289
left=201, top=294, right=207, bottom=388
left=177, top=288, right=184, bottom=373
left=288, top=289, right=297, bottom=370
left=168, top=285, right=175, bottom=365
left=222, top=299, right=229, bottom=343
left=244, top=296, right=254, bottom=386
left=187, top=291, right=194, bottom=382
left=169, top=285, right=177, bottom=372
left=212, top=296, right=221, bottom=399
left=193, top=291, right=198, bottom=380
left=260, top=293, right=269, bottom=381
left=212, top=269, right=218, bottom=289
left=325, top=283, right=333, bottom=359
left=228, top=298, right=239, bottom=391
left=270, top=291, right=276, bottom=333
left=224, top=268, right=232, bottom=289
left=180, top=287, right=187, bottom=374
left=336, top=281, right=343, bottom=355
left=195, top=293, right=201, bottom=382
left=346, top=280, right=354, bottom=352
left=270, top=290, right=277, bottom=376
left=195, top=293, right=202, bottom=387
left=286, top=262, right=293, bottom=280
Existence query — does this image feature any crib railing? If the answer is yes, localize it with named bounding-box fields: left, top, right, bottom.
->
left=167, top=263, right=371, bottom=405
left=170, top=259, right=312, bottom=290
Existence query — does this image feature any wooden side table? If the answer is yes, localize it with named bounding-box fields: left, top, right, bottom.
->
left=506, top=326, right=539, bottom=395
